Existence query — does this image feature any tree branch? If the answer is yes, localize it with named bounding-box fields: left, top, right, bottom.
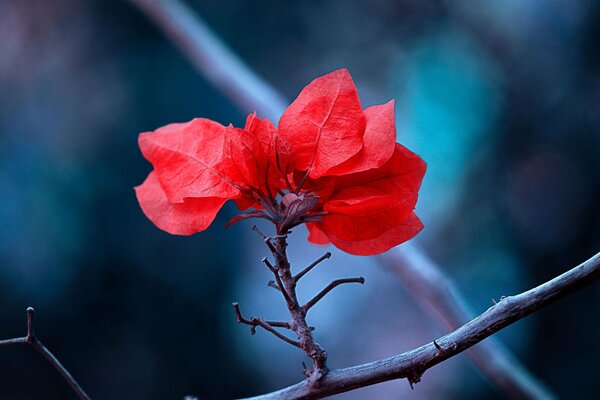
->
left=127, top=0, right=559, bottom=397
left=294, top=252, right=331, bottom=283
left=379, top=244, right=558, bottom=399
left=302, top=277, right=365, bottom=312
left=232, top=303, right=300, bottom=348
left=240, top=251, right=600, bottom=399
left=0, top=308, right=92, bottom=400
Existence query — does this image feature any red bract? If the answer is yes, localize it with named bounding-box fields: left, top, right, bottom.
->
left=135, top=69, right=426, bottom=255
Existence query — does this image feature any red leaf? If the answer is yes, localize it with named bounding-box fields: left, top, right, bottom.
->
left=324, top=100, right=397, bottom=176
left=135, top=172, right=227, bottom=235
left=139, top=118, right=241, bottom=203
left=279, top=69, right=365, bottom=178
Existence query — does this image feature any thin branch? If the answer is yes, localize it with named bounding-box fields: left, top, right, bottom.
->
left=128, top=1, right=559, bottom=397
left=379, top=244, right=557, bottom=399
left=252, top=225, right=276, bottom=253
left=302, top=278, right=365, bottom=312
left=0, top=308, right=92, bottom=400
left=267, top=280, right=282, bottom=292
left=241, top=251, right=600, bottom=399
left=261, top=257, right=293, bottom=306
left=293, top=252, right=331, bottom=283
left=232, top=303, right=300, bottom=348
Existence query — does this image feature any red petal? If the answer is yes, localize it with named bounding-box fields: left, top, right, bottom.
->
left=325, top=213, right=424, bottom=255
left=279, top=69, right=365, bottom=178
left=245, top=113, right=293, bottom=193
left=324, top=100, right=396, bottom=175
left=324, top=186, right=411, bottom=216
left=139, top=118, right=240, bottom=203
left=224, top=126, right=262, bottom=189
left=306, top=222, right=330, bottom=245
left=245, top=112, right=277, bottom=153
left=330, top=143, right=426, bottom=193
left=135, top=172, right=226, bottom=235
left=321, top=193, right=418, bottom=241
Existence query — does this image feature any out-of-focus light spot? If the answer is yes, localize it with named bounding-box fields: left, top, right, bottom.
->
left=392, top=29, right=502, bottom=230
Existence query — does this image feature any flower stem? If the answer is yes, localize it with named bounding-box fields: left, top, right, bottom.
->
left=272, top=233, right=328, bottom=376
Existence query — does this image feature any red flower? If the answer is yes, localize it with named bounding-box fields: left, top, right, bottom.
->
left=135, top=69, right=426, bottom=255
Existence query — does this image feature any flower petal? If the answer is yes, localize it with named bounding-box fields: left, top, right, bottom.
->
left=322, top=193, right=418, bottom=241
left=324, top=100, right=396, bottom=175
left=325, top=213, right=424, bottom=255
left=306, top=222, right=330, bottom=245
left=279, top=69, right=365, bottom=178
left=139, top=118, right=240, bottom=203
left=135, top=172, right=227, bottom=235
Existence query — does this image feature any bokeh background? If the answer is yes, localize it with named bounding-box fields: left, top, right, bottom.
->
left=1, top=0, right=599, bottom=399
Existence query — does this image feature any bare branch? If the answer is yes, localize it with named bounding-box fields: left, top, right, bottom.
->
left=0, top=308, right=92, bottom=400
left=267, top=280, right=282, bottom=292
left=380, top=244, right=557, bottom=399
left=240, top=251, right=600, bottom=399
left=302, top=278, right=365, bottom=312
left=252, top=225, right=276, bottom=253
left=293, top=252, right=331, bottom=283
left=232, top=303, right=300, bottom=348
left=261, top=257, right=294, bottom=306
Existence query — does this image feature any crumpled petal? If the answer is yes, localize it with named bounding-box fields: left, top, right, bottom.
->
left=279, top=69, right=365, bottom=178
left=135, top=172, right=227, bottom=235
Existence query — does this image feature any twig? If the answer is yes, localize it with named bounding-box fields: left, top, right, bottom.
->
left=302, top=278, right=365, bottom=312
left=128, top=0, right=559, bottom=397
left=293, top=252, right=331, bottom=283
left=240, top=251, right=600, bottom=399
left=267, top=280, right=282, bottom=292
left=261, top=257, right=293, bottom=306
left=379, top=244, right=557, bottom=399
left=0, top=308, right=92, bottom=400
left=232, top=303, right=300, bottom=348
left=252, top=225, right=276, bottom=253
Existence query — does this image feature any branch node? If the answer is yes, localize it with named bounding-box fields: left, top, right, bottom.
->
left=252, top=225, right=276, bottom=252
left=407, top=370, right=422, bottom=390
left=267, top=280, right=281, bottom=291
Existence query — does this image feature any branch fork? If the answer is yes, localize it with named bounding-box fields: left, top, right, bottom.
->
left=234, top=227, right=366, bottom=381
left=0, top=308, right=91, bottom=400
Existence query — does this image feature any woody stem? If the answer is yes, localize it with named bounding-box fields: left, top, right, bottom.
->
left=271, top=232, right=328, bottom=375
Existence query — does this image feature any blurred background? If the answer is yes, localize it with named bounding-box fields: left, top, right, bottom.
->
left=0, top=0, right=599, bottom=399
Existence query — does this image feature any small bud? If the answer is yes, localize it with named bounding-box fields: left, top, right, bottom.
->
left=282, top=193, right=299, bottom=208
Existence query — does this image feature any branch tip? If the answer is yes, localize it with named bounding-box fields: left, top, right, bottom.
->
left=303, top=277, right=366, bottom=311
left=293, top=252, right=334, bottom=283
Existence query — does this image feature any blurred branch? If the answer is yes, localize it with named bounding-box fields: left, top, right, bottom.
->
left=242, top=251, right=600, bottom=399
left=0, top=308, right=92, bottom=400
left=128, top=0, right=287, bottom=122
left=128, top=0, right=559, bottom=398
left=379, top=244, right=558, bottom=399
